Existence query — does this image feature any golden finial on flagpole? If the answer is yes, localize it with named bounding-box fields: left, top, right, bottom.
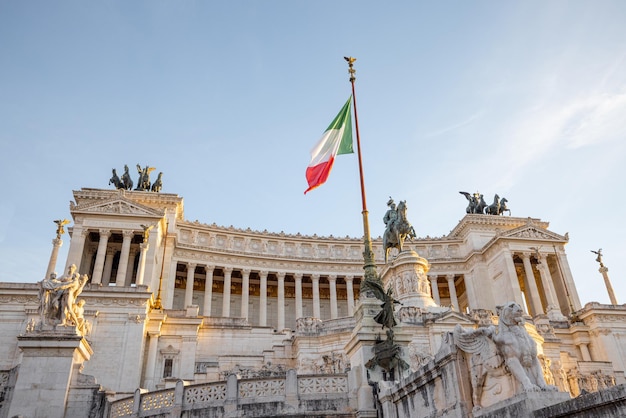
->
left=344, top=56, right=357, bottom=82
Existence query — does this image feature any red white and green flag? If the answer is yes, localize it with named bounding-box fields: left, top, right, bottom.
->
left=304, top=97, right=354, bottom=194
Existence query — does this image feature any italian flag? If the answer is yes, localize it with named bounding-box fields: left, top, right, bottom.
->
left=304, top=97, right=354, bottom=194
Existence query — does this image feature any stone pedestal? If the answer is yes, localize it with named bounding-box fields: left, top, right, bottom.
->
left=8, top=330, right=93, bottom=418
left=473, top=389, right=571, bottom=417
left=346, top=295, right=385, bottom=418
left=381, top=250, right=436, bottom=309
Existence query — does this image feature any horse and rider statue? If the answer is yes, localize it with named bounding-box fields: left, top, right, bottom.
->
left=382, top=197, right=417, bottom=263
left=460, top=191, right=510, bottom=216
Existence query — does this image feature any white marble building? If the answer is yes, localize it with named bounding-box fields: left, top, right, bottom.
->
left=0, top=187, right=624, bottom=417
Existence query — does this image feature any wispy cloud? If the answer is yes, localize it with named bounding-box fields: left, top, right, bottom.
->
left=422, top=112, right=483, bottom=138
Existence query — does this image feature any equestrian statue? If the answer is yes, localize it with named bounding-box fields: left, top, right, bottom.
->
left=382, top=197, right=416, bottom=263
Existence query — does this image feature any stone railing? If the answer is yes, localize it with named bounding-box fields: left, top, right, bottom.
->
left=107, top=370, right=350, bottom=417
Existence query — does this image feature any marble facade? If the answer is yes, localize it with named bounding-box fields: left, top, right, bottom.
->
left=0, top=187, right=624, bottom=417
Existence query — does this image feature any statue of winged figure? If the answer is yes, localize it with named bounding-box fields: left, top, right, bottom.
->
left=361, top=279, right=402, bottom=329
left=453, top=324, right=503, bottom=410
left=53, top=219, right=70, bottom=239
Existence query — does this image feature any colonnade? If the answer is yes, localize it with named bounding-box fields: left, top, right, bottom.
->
left=64, top=227, right=153, bottom=287
left=515, top=251, right=568, bottom=319
left=173, top=262, right=359, bottom=330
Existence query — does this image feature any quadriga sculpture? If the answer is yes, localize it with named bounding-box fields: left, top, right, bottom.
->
left=454, top=302, right=554, bottom=410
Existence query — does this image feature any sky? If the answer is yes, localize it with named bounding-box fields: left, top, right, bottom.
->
left=0, top=1, right=625, bottom=307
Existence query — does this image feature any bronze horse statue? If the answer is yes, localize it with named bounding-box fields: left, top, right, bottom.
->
left=485, top=194, right=511, bottom=216
left=382, top=200, right=416, bottom=263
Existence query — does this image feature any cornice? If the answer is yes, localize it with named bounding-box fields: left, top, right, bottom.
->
left=72, top=188, right=183, bottom=219
left=448, top=215, right=549, bottom=239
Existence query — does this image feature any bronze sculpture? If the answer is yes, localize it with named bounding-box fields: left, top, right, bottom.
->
left=382, top=198, right=416, bottom=263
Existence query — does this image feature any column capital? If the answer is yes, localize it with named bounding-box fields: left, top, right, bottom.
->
left=311, top=274, right=320, bottom=281
left=446, top=274, right=455, bottom=281
left=294, top=272, right=303, bottom=280
left=122, top=230, right=135, bottom=239
left=140, top=242, right=149, bottom=251
left=242, top=268, right=251, bottom=276
left=328, top=274, right=337, bottom=282
left=521, top=252, right=532, bottom=260
left=276, top=271, right=286, bottom=280
left=345, top=275, right=353, bottom=282
left=99, top=229, right=112, bottom=237
left=80, top=228, right=90, bottom=238
left=205, top=264, right=215, bottom=273
left=187, top=262, right=197, bottom=269
left=259, top=270, right=268, bottom=278
left=223, top=266, right=233, bottom=274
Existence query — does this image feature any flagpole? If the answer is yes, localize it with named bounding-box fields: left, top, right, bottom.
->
left=345, top=57, right=378, bottom=284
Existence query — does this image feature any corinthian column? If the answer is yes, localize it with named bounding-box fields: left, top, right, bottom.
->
left=259, top=271, right=268, bottom=326
left=329, top=275, right=338, bottom=319
left=115, top=230, right=134, bottom=286
left=599, top=266, right=618, bottom=305
left=241, top=269, right=251, bottom=320
left=136, top=242, right=149, bottom=286
left=203, top=265, right=214, bottom=316
left=277, top=272, right=285, bottom=330
left=45, top=237, right=63, bottom=280
left=222, top=267, right=233, bottom=317
left=312, top=274, right=321, bottom=319
left=185, top=263, right=197, bottom=308
left=521, top=252, right=544, bottom=316
left=345, top=275, right=355, bottom=316
left=536, top=256, right=566, bottom=321
left=429, top=274, right=440, bottom=305
left=294, top=273, right=303, bottom=319
left=446, top=274, right=459, bottom=311
left=91, top=229, right=111, bottom=285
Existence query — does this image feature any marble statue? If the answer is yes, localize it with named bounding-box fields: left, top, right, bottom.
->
left=121, top=164, right=134, bottom=190
left=53, top=219, right=70, bottom=239
left=38, top=264, right=89, bottom=330
left=382, top=198, right=416, bottom=263
left=454, top=301, right=554, bottom=410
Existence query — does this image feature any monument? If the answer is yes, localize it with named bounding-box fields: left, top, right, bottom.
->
left=0, top=185, right=624, bottom=417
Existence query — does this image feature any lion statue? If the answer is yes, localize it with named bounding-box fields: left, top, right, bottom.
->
left=454, top=302, right=554, bottom=410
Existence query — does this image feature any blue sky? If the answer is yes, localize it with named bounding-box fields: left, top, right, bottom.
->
left=1, top=1, right=624, bottom=306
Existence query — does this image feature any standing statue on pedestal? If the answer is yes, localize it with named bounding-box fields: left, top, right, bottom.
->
left=53, top=219, right=70, bottom=239
left=382, top=198, right=416, bottom=263
left=591, top=248, right=604, bottom=267
left=38, top=264, right=89, bottom=332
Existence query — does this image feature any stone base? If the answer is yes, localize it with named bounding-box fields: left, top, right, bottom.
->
left=473, top=390, right=571, bottom=417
